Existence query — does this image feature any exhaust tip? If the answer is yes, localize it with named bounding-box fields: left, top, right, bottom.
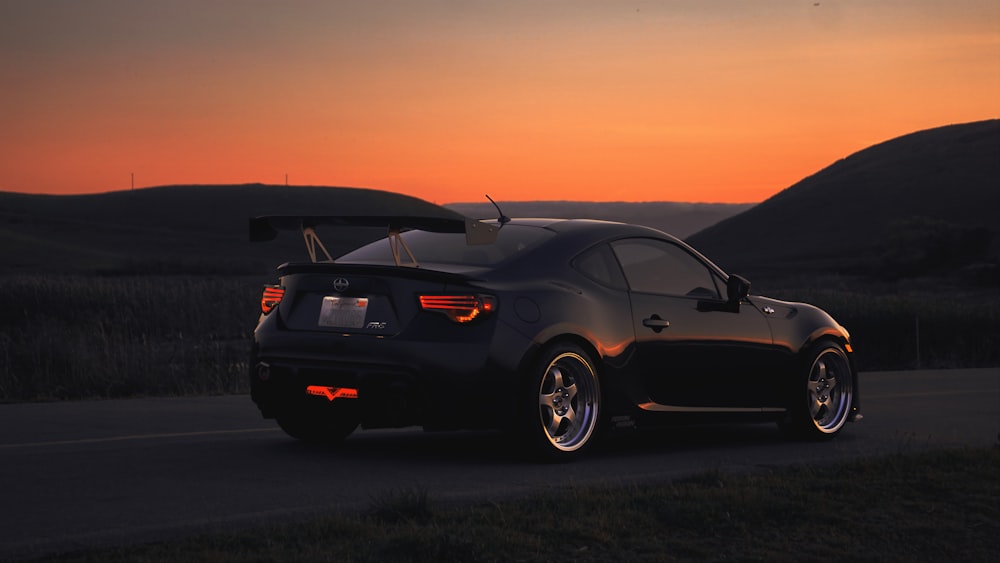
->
left=256, top=363, right=271, bottom=381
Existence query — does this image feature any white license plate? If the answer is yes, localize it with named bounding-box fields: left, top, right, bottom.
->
left=318, top=296, right=369, bottom=328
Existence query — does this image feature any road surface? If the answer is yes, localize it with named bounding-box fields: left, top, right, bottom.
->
left=1, top=368, right=997, bottom=559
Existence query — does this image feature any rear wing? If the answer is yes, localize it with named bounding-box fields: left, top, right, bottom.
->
left=249, top=213, right=500, bottom=267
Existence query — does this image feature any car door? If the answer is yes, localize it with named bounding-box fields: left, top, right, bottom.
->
left=610, top=238, right=778, bottom=410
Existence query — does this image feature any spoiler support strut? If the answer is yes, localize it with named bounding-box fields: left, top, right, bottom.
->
left=388, top=228, right=418, bottom=267
left=302, top=227, right=334, bottom=263
left=250, top=208, right=499, bottom=266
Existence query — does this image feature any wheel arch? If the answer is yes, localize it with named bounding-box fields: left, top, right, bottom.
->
left=800, top=330, right=857, bottom=376
left=518, top=332, right=605, bottom=385
left=512, top=331, right=610, bottom=421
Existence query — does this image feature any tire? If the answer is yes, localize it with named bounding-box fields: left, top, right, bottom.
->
left=782, top=341, right=854, bottom=440
left=276, top=402, right=359, bottom=445
left=520, top=343, right=601, bottom=461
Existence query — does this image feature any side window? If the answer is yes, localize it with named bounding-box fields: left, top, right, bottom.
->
left=572, top=244, right=628, bottom=290
left=610, top=238, right=722, bottom=298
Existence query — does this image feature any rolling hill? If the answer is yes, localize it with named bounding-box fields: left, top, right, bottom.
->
left=686, top=119, right=1000, bottom=281
left=0, top=185, right=441, bottom=274
left=4, top=120, right=995, bottom=279
left=0, top=185, right=747, bottom=275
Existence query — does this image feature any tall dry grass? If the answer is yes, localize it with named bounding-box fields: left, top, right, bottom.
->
left=0, top=275, right=263, bottom=401
left=763, top=281, right=1000, bottom=370
left=0, top=274, right=996, bottom=402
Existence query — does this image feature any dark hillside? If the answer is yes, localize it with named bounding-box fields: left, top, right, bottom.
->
left=0, top=185, right=433, bottom=274
left=687, top=120, right=1000, bottom=281
left=0, top=185, right=746, bottom=275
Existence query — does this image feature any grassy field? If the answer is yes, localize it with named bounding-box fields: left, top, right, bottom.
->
left=0, top=275, right=261, bottom=401
left=759, top=277, right=1000, bottom=371
left=1, top=273, right=997, bottom=402
left=28, top=447, right=1000, bottom=562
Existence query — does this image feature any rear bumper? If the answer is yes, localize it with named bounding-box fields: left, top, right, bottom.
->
left=250, top=320, right=533, bottom=430
left=251, top=355, right=459, bottom=429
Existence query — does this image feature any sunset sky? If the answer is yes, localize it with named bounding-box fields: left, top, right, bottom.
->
left=2, top=1, right=998, bottom=203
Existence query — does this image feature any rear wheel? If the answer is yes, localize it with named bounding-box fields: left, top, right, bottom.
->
left=782, top=341, right=854, bottom=440
left=276, top=403, right=360, bottom=445
left=520, top=343, right=601, bottom=461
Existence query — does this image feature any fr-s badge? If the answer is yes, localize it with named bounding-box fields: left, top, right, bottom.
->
left=366, top=321, right=387, bottom=330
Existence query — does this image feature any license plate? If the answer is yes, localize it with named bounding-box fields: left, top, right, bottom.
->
left=318, top=296, right=368, bottom=328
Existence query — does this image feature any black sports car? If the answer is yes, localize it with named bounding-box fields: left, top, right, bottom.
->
left=249, top=191, right=860, bottom=460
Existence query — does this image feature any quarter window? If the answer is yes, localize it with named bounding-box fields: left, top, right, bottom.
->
left=611, top=239, right=722, bottom=298
left=572, top=244, right=627, bottom=289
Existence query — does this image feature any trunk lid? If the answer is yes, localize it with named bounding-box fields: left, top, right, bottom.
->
left=273, top=263, right=483, bottom=337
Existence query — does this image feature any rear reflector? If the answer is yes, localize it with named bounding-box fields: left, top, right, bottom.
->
left=261, top=285, right=285, bottom=314
left=306, top=386, right=359, bottom=401
left=419, top=294, right=497, bottom=323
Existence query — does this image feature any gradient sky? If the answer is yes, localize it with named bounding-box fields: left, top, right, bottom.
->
left=2, top=1, right=998, bottom=203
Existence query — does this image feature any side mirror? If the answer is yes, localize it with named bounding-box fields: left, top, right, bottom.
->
left=727, top=275, right=751, bottom=304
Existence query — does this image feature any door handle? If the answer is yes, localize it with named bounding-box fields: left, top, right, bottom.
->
left=643, top=315, right=670, bottom=333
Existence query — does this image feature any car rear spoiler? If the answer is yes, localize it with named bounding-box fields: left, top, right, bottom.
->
left=249, top=210, right=500, bottom=267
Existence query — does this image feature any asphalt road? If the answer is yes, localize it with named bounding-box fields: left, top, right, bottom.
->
left=1, top=368, right=997, bottom=560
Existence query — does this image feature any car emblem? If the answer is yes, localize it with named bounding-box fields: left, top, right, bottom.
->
left=333, top=278, right=350, bottom=292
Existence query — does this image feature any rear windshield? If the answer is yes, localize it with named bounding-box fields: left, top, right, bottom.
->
left=337, top=224, right=554, bottom=267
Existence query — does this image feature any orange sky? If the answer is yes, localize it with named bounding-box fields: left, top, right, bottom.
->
left=1, top=1, right=998, bottom=203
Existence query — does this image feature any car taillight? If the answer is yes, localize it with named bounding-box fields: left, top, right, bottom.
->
left=261, top=285, right=285, bottom=314
left=418, top=294, right=497, bottom=323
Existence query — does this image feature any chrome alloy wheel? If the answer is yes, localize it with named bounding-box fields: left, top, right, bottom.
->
left=537, top=351, right=600, bottom=452
left=807, top=344, right=853, bottom=434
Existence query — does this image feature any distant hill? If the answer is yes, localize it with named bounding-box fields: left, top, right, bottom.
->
left=0, top=185, right=746, bottom=275
left=446, top=201, right=752, bottom=239
left=0, top=185, right=442, bottom=274
left=687, top=119, right=1000, bottom=281
left=9, top=119, right=993, bottom=279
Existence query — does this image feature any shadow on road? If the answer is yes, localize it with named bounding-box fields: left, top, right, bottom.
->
left=251, top=421, right=808, bottom=465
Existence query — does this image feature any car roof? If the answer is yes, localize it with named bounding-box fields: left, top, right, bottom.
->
left=500, top=217, right=680, bottom=240
left=494, top=217, right=727, bottom=278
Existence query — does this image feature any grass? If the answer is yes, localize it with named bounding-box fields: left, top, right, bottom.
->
left=0, top=275, right=262, bottom=401
left=1, top=273, right=997, bottom=402
left=760, top=280, right=1000, bottom=370
left=28, top=447, right=1000, bottom=562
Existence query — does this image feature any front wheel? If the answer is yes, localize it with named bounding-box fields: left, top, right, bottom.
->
left=781, top=341, right=854, bottom=440
left=519, top=343, right=601, bottom=461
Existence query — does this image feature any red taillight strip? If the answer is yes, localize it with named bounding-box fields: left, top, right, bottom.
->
left=261, top=286, right=285, bottom=314
left=420, top=295, right=480, bottom=308
left=419, top=294, right=496, bottom=323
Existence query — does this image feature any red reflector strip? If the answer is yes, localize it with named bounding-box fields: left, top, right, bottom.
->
left=306, top=386, right=359, bottom=401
